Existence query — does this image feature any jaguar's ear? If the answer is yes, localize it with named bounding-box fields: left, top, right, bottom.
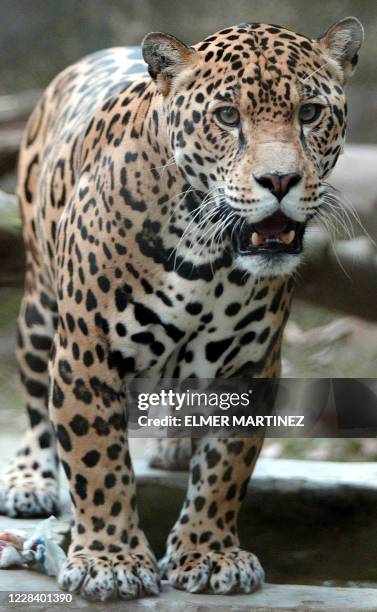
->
left=142, top=32, right=196, bottom=95
left=318, top=17, right=364, bottom=85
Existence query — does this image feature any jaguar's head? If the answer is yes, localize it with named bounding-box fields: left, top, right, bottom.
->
left=142, top=18, right=363, bottom=276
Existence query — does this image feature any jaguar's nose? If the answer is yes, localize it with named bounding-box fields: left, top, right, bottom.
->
left=254, top=172, right=302, bottom=201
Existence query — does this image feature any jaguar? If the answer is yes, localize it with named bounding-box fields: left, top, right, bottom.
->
left=0, top=16, right=363, bottom=601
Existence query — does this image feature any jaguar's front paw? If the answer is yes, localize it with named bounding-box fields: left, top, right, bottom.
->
left=59, top=550, right=161, bottom=601
left=161, top=548, right=264, bottom=595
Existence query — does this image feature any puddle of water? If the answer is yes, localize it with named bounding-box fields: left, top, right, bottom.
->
left=247, top=516, right=377, bottom=588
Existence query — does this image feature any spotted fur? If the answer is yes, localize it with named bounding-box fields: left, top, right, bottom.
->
left=0, top=18, right=362, bottom=601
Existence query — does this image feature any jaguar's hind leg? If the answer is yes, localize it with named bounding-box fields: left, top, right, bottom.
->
left=0, top=282, right=59, bottom=517
left=146, top=438, right=191, bottom=471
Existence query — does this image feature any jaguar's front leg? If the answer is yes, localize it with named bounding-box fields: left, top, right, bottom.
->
left=50, top=331, right=159, bottom=601
left=161, top=436, right=264, bottom=594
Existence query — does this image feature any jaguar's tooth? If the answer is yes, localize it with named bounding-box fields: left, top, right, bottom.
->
left=281, top=230, right=295, bottom=244
left=251, top=231, right=264, bottom=246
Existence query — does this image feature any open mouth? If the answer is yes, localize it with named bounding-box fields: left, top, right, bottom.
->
left=233, top=210, right=306, bottom=256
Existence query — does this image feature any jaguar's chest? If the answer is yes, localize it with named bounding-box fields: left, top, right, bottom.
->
left=110, top=272, right=290, bottom=379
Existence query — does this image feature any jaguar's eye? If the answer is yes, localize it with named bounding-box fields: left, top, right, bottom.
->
left=214, top=106, right=240, bottom=127
left=299, top=103, right=323, bottom=124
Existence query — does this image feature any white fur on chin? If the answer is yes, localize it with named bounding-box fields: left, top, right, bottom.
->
left=235, top=252, right=303, bottom=277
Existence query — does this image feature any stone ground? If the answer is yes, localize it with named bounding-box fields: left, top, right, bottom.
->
left=1, top=579, right=377, bottom=612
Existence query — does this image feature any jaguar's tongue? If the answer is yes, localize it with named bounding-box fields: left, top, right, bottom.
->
left=250, top=211, right=295, bottom=246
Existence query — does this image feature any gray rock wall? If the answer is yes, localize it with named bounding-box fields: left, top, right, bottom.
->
left=0, top=0, right=376, bottom=141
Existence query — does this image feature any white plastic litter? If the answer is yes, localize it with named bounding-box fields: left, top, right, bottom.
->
left=0, top=516, right=66, bottom=576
